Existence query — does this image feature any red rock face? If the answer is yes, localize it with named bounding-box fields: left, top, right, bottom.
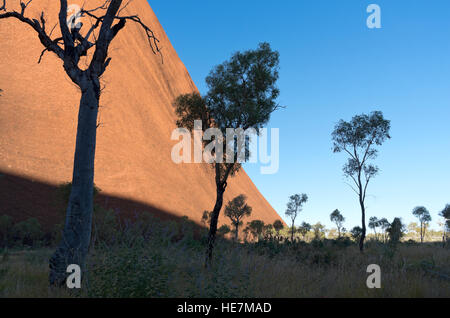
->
left=0, top=0, right=283, bottom=229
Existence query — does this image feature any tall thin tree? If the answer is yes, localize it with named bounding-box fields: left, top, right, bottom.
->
left=330, top=209, right=345, bottom=238
left=332, top=111, right=390, bottom=251
left=0, top=0, right=160, bottom=285
left=285, top=193, right=308, bottom=242
left=224, top=194, right=252, bottom=241
left=174, top=43, right=281, bottom=267
left=412, top=206, right=432, bottom=243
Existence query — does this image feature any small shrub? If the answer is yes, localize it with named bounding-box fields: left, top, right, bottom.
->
left=12, top=218, right=43, bottom=247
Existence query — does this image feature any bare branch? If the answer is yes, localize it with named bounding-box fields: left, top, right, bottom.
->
left=20, top=0, right=33, bottom=16
left=117, top=0, right=132, bottom=15
left=82, top=10, right=161, bottom=57
left=0, top=2, right=65, bottom=60
left=82, top=0, right=111, bottom=14
left=38, top=47, right=49, bottom=63
left=58, top=0, right=74, bottom=51
left=344, top=181, right=359, bottom=197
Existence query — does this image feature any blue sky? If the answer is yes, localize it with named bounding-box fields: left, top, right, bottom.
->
left=149, top=0, right=450, bottom=231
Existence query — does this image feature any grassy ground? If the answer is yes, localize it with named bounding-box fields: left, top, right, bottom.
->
left=1, top=217, right=449, bottom=298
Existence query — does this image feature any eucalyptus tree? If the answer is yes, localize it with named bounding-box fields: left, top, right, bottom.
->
left=174, top=43, right=281, bottom=266
left=412, top=206, right=432, bottom=243
left=312, top=222, right=326, bottom=240
left=350, top=226, right=363, bottom=242
left=368, top=216, right=380, bottom=240
left=273, top=220, right=284, bottom=238
left=330, top=209, right=345, bottom=238
left=298, top=222, right=311, bottom=241
left=285, top=194, right=308, bottom=241
left=224, top=194, right=252, bottom=241
left=0, top=0, right=161, bottom=285
left=332, top=111, right=391, bottom=251
left=440, top=204, right=450, bottom=245
left=378, top=217, right=390, bottom=243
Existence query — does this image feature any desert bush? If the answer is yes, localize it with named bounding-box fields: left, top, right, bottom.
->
left=0, top=215, right=13, bottom=247
left=12, top=218, right=43, bottom=247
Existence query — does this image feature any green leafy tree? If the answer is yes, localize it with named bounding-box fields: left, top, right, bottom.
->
left=312, top=222, right=326, bottom=240
left=285, top=194, right=308, bottom=241
left=350, top=226, right=363, bottom=242
left=378, top=217, right=390, bottom=243
left=217, top=224, right=231, bottom=237
left=368, top=216, right=380, bottom=240
left=387, top=218, right=405, bottom=245
left=332, top=111, right=391, bottom=251
left=247, top=220, right=265, bottom=242
left=297, top=222, right=311, bottom=240
left=440, top=204, right=450, bottom=244
left=263, top=224, right=274, bottom=240
left=224, top=194, right=252, bottom=241
left=273, top=220, right=284, bottom=238
left=330, top=209, right=345, bottom=238
left=174, top=43, right=281, bottom=266
left=412, top=206, right=432, bottom=243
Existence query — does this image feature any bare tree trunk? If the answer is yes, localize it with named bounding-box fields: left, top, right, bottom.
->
left=359, top=197, right=366, bottom=252
left=420, top=222, right=424, bottom=243
left=205, top=184, right=225, bottom=267
left=291, top=221, right=295, bottom=242
left=234, top=223, right=239, bottom=241
left=49, top=79, right=100, bottom=286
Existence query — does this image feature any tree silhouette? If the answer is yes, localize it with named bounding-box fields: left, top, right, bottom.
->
left=440, top=204, right=450, bottom=245
left=378, top=217, right=390, bottom=243
left=350, top=226, right=363, bottom=242
left=387, top=218, right=405, bottom=245
left=173, top=43, right=281, bottom=267
left=272, top=220, right=284, bottom=239
left=412, top=206, right=432, bottom=243
left=217, top=224, right=231, bottom=237
left=224, top=194, right=252, bottom=241
left=0, top=0, right=160, bottom=285
left=332, top=111, right=391, bottom=251
left=201, top=210, right=213, bottom=227
left=246, top=220, right=265, bottom=242
left=298, top=222, right=311, bottom=241
left=285, top=193, right=308, bottom=242
left=368, top=216, right=379, bottom=240
left=330, top=209, right=345, bottom=238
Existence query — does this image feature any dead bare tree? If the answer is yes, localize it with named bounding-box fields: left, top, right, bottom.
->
left=0, top=0, right=160, bottom=286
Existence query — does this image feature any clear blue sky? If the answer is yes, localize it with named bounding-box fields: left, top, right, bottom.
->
left=149, top=0, right=450, bottom=231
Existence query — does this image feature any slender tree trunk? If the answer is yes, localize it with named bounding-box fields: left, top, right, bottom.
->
left=49, top=79, right=100, bottom=286
left=291, top=221, right=295, bottom=242
left=205, top=183, right=225, bottom=267
left=420, top=222, right=424, bottom=243
left=234, top=223, right=239, bottom=242
left=359, top=197, right=366, bottom=252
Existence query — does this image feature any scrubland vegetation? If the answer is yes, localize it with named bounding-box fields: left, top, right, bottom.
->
left=1, top=207, right=449, bottom=298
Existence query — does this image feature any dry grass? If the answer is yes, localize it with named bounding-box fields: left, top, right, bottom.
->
left=1, top=222, right=449, bottom=298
